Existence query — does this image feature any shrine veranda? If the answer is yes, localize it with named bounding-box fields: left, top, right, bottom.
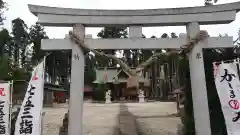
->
left=28, top=2, right=240, bottom=135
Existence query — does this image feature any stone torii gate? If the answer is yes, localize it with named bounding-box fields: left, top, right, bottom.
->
left=28, top=2, right=240, bottom=135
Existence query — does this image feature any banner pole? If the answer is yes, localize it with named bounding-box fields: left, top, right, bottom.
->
left=14, top=58, right=46, bottom=135
left=236, top=58, right=240, bottom=80
left=9, top=80, right=13, bottom=134
left=41, top=56, right=46, bottom=135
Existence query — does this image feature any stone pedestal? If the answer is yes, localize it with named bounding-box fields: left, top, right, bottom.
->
left=105, top=90, right=112, bottom=104
left=138, top=95, right=145, bottom=103
left=105, top=97, right=111, bottom=104
left=66, top=98, right=69, bottom=104
left=138, top=89, right=145, bottom=103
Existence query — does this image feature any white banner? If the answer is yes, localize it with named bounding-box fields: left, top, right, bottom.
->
left=0, top=83, right=11, bottom=135
left=214, top=62, right=240, bottom=135
left=14, top=59, right=45, bottom=135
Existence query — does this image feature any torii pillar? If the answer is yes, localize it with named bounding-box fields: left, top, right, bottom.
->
left=187, top=22, right=210, bottom=135
left=68, top=24, right=85, bottom=135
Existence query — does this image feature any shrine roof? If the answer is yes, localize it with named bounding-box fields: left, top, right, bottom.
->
left=93, top=68, right=146, bottom=83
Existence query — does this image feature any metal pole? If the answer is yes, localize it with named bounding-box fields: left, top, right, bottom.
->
left=41, top=112, right=45, bottom=135
left=41, top=56, right=46, bottom=135
left=9, top=80, right=13, bottom=134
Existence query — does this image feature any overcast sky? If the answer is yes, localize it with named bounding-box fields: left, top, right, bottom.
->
left=3, top=0, right=240, bottom=39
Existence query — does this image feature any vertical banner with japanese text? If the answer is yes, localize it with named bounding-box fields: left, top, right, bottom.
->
left=0, top=83, right=10, bottom=135
left=14, top=59, right=45, bottom=135
left=214, top=62, right=240, bottom=135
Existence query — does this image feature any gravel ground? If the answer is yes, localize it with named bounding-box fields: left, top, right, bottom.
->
left=42, top=107, right=68, bottom=135
left=41, top=102, right=180, bottom=135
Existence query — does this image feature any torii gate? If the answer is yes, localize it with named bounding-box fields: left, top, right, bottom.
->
left=28, top=2, right=240, bottom=135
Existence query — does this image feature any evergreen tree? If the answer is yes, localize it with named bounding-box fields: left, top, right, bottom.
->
left=97, top=27, right=128, bottom=67
left=0, top=56, right=14, bottom=80
left=0, top=0, right=7, bottom=25
left=29, top=22, right=48, bottom=65
left=11, top=18, right=29, bottom=67
left=0, top=29, right=11, bottom=58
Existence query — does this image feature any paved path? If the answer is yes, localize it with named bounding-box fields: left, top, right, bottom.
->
left=42, top=102, right=181, bottom=135
left=42, top=108, right=68, bottom=135
left=127, top=102, right=181, bottom=135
